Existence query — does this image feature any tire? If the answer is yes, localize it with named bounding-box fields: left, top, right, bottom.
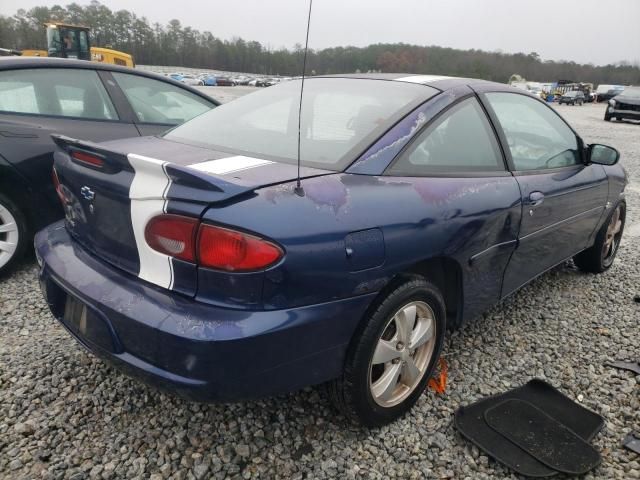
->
left=0, top=193, right=28, bottom=276
left=574, top=202, right=625, bottom=273
left=328, top=277, right=446, bottom=427
left=604, top=113, right=611, bottom=121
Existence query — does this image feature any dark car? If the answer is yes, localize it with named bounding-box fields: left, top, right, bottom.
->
left=255, top=78, right=277, bottom=87
left=36, top=75, right=626, bottom=426
left=215, top=76, right=235, bottom=86
left=558, top=90, right=585, bottom=105
left=596, top=85, right=625, bottom=102
left=0, top=57, right=217, bottom=275
left=605, top=87, right=640, bottom=122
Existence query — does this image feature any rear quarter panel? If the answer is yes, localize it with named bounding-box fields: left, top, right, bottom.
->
left=200, top=173, right=522, bottom=324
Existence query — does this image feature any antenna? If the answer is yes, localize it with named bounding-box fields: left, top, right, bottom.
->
left=294, top=0, right=313, bottom=197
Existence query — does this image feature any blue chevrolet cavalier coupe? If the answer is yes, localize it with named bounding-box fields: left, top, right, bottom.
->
left=35, top=74, right=627, bottom=426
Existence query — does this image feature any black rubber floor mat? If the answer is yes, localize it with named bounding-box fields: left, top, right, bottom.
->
left=606, top=360, right=640, bottom=375
left=485, top=399, right=601, bottom=475
left=624, top=432, right=640, bottom=454
left=454, top=379, right=603, bottom=478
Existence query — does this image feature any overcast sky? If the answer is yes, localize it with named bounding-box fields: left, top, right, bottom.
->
left=2, top=0, right=639, bottom=66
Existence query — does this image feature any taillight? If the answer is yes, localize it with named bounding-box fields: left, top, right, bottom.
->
left=144, top=215, right=283, bottom=272
left=52, top=167, right=66, bottom=203
left=145, top=215, right=198, bottom=262
left=198, top=224, right=283, bottom=271
left=71, top=150, right=105, bottom=168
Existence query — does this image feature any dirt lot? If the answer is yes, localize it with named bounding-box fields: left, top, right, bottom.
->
left=0, top=101, right=638, bottom=480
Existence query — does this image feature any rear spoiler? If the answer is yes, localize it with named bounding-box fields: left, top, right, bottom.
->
left=51, top=135, right=256, bottom=204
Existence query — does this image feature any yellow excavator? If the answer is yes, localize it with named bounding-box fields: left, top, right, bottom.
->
left=2, top=22, right=134, bottom=67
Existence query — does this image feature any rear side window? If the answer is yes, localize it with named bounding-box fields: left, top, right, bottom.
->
left=111, top=72, right=213, bottom=125
left=0, top=69, right=117, bottom=120
left=388, top=97, right=504, bottom=176
left=485, top=92, right=580, bottom=171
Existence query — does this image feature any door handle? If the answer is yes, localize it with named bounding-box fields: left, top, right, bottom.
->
left=528, top=191, right=545, bottom=207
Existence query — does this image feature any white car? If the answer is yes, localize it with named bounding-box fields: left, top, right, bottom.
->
left=181, top=75, right=204, bottom=86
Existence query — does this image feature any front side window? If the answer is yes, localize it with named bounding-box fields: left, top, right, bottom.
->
left=485, top=92, right=580, bottom=171
left=112, top=72, right=213, bottom=125
left=387, top=97, right=504, bottom=176
left=0, top=68, right=117, bottom=120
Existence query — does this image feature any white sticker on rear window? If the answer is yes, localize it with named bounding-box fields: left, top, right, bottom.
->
left=188, top=156, right=274, bottom=175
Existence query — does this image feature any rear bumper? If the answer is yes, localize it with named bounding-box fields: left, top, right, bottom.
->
left=35, top=221, right=375, bottom=402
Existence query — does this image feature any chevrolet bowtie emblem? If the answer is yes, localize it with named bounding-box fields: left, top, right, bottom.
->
left=80, top=186, right=95, bottom=201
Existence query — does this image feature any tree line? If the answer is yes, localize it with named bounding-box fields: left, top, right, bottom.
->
left=1, top=1, right=639, bottom=85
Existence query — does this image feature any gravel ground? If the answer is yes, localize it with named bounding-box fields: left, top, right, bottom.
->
left=0, top=102, right=638, bottom=480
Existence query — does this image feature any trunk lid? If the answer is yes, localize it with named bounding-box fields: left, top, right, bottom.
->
left=52, top=135, right=330, bottom=295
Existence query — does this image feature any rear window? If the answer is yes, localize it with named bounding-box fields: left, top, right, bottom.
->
left=112, top=72, right=213, bottom=125
left=164, top=78, right=436, bottom=170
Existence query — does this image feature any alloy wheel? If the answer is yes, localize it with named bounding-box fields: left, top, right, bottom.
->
left=0, top=202, right=19, bottom=270
left=369, top=301, right=437, bottom=408
left=602, top=205, right=623, bottom=263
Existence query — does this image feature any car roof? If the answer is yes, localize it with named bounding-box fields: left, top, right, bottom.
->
left=313, top=73, right=508, bottom=91
left=0, top=57, right=218, bottom=104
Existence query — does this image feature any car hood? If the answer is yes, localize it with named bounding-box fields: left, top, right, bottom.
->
left=613, top=95, right=640, bottom=106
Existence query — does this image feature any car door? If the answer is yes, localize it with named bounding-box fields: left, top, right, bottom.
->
left=384, top=95, right=522, bottom=321
left=0, top=67, right=140, bottom=228
left=108, top=71, right=215, bottom=136
left=479, top=90, right=608, bottom=296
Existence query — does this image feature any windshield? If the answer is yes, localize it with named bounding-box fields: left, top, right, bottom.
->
left=621, top=87, right=640, bottom=98
left=164, top=78, right=434, bottom=170
left=566, top=91, right=578, bottom=97
left=47, top=27, right=90, bottom=60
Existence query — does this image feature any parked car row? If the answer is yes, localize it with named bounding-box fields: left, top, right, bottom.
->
left=164, top=71, right=293, bottom=87
left=550, top=83, right=639, bottom=123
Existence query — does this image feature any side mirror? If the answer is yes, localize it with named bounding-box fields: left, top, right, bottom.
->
left=588, top=144, right=620, bottom=166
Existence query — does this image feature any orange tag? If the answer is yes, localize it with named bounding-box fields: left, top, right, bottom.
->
left=427, top=358, right=448, bottom=394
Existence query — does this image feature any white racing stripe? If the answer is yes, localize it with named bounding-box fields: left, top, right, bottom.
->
left=188, top=155, right=274, bottom=175
left=126, top=153, right=273, bottom=291
left=128, top=153, right=174, bottom=290
left=395, top=75, right=454, bottom=84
